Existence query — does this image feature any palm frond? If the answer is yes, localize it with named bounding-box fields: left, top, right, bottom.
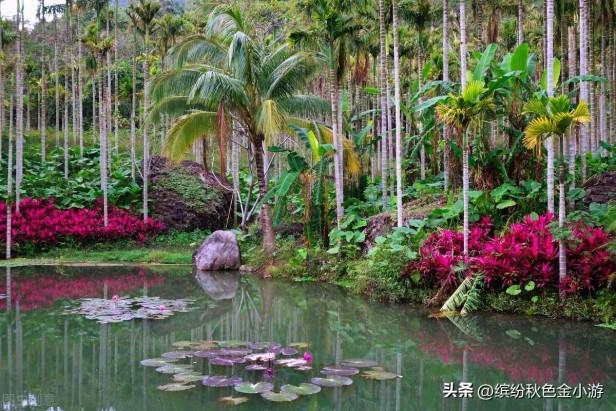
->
left=523, top=98, right=547, bottom=117
left=149, top=95, right=207, bottom=124
left=441, top=276, right=474, bottom=312
left=460, top=274, right=484, bottom=316
left=168, top=35, right=227, bottom=68
left=523, top=117, right=555, bottom=150
left=256, top=99, right=284, bottom=144
left=266, top=51, right=318, bottom=98
left=164, top=111, right=218, bottom=162
left=462, top=80, right=487, bottom=103
left=278, top=95, right=331, bottom=118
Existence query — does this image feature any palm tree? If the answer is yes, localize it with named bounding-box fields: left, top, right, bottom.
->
left=378, top=0, right=388, bottom=208
left=392, top=0, right=403, bottom=227
left=442, top=0, right=450, bottom=192
left=38, top=0, right=47, bottom=162
left=523, top=95, right=590, bottom=294
left=15, top=0, right=24, bottom=211
left=436, top=81, right=495, bottom=257
left=83, top=23, right=113, bottom=226
left=545, top=0, right=555, bottom=214
left=460, top=0, right=468, bottom=256
left=149, top=6, right=331, bottom=257
left=579, top=0, right=589, bottom=181
left=127, top=0, right=161, bottom=222
left=292, top=0, right=365, bottom=226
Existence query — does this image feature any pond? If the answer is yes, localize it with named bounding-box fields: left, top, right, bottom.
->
left=0, top=265, right=614, bottom=410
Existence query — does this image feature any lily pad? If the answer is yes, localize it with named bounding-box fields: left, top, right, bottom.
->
left=234, top=382, right=274, bottom=394
left=194, top=349, right=223, bottom=358
left=311, top=376, right=353, bottom=387
left=361, top=369, right=402, bottom=381
left=64, top=296, right=195, bottom=323
left=209, top=357, right=235, bottom=367
left=172, top=372, right=205, bottom=383
left=245, top=364, right=267, bottom=371
left=202, top=376, right=243, bottom=387
left=162, top=351, right=193, bottom=359
left=288, top=342, right=310, bottom=349
left=276, top=358, right=307, bottom=368
left=220, top=348, right=252, bottom=357
left=321, top=365, right=360, bottom=376
left=295, top=365, right=313, bottom=371
left=140, top=358, right=176, bottom=367
left=281, top=383, right=321, bottom=395
left=157, top=383, right=196, bottom=391
left=245, top=352, right=276, bottom=362
left=281, top=347, right=298, bottom=356
left=218, top=340, right=248, bottom=348
left=192, top=341, right=219, bottom=350
left=156, top=364, right=193, bottom=374
left=219, top=396, right=249, bottom=405
left=340, top=359, right=378, bottom=368
left=261, top=391, right=299, bottom=402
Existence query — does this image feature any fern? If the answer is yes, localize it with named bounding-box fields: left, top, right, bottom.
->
left=440, top=276, right=473, bottom=312
left=460, top=274, right=484, bottom=316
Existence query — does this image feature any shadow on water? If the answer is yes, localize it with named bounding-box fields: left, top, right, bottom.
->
left=0, top=265, right=614, bottom=410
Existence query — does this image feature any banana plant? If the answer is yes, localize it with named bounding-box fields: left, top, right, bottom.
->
left=263, top=125, right=334, bottom=246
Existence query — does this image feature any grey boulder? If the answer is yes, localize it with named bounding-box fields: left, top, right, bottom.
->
left=193, top=230, right=241, bottom=271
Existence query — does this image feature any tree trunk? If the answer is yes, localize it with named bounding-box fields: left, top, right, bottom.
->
left=558, top=135, right=567, bottom=298
left=517, top=0, right=523, bottom=46
left=460, top=0, right=468, bottom=256
left=379, top=0, right=388, bottom=208
left=546, top=0, right=555, bottom=214
left=418, top=56, right=425, bottom=180
left=143, top=29, right=150, bottom=221
left=393, top=0, right=403, bottom=227
left=54, top=37, right=60, bottom=146
left=579, top=0, right=589, bottom=181
left=41, top=58, right=46, bottom=162
left=599, top=22, right=607, bottom=152
left=130, top=56, right=137, bottom=182
left=99, top=56, right=109, bottom=227
left=253, top=135, right=276, bottom=258
left=77, top=10, right=83, bottom=158
left=567, top=25, right=577, bottom=206
left=114, top=0, right=119, bottom=156
left=443, top=0, right=450, bottom=192
left=15, top=0, right=23, bottom=212
left=6, top=96, right=13, bottom=259
left=329, top=65, right=344, bottom=226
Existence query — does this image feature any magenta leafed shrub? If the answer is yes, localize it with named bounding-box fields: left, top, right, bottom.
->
left=0, top=198, right=164, bottom=249
left=404, top=214, right=616, bottom=294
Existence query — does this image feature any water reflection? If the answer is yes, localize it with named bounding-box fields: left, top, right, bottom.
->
left=0, top=266, right=614, bottom=410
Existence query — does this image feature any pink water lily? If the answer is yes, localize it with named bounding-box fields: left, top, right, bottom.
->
left=303, top=351, right=313, bottom=364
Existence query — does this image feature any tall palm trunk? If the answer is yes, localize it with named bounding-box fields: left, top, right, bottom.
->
left=254, top=136, right=275, bottom=257
left=64, top=22, right=70, bottom=180
left=443, top=0, right=450, bottom=192
left=393, top=0, right=403, bottom=227
left=6, top=96, right=13, bottom=259
left=330, top=65, right=343, bottom=226
left=418, top=55, right=425, bottom=180
left=558, top=134, right=567, bottom=296
left=130, top=56, right=137, bottom=182
left=379, top=0, right=388, bottom=208
left=460, top=0, right=469, bottom=257
left=546, top=0, right=555, bottom=214
left=99, top=56, right=109, bottom=227
left=41, top=60, right=46, bottom=162
left=77, top=10, right=84, bottom=157
left=143, top=28, right=150, bottom=221
left=579, top=0, right=589, bottom=181
left=54, top=24, right=60, bottom=147
left=15, top=0, right=24, bottom=212
left=517, top=0, right=523, bottom=46
left=599, top=23, right=607, bottom=151
left=568, top=26, right=577, bottom=202
left=114, top=0, right=119, bottom=155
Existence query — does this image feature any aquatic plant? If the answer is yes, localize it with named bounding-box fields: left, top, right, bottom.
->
left=143, top=339, right=400, bottom=405
left=64, top=296, right=195, bottom=323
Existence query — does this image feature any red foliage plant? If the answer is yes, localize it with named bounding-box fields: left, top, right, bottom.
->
left=0, top=198, right=164, bottom=251
left=403, top=214, right=615, bottom=295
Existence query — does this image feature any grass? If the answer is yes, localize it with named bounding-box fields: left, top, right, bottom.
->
left=2, top=229, right=208, bottom=267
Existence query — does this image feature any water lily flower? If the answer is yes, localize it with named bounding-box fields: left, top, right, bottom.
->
left=303, top=352, right=313, bottom=364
